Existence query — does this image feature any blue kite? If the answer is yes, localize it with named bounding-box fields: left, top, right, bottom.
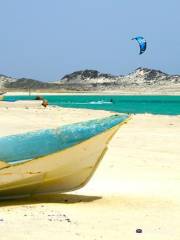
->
left=132, top=36, right=147, bottom=55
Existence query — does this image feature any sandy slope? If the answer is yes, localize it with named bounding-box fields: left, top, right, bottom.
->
left=0, top=109, right=180, bottom=240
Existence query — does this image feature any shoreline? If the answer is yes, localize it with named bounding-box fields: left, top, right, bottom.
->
left=4, top=91, right=180, bottom=96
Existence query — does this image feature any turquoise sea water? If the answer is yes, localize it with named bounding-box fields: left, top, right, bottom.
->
left=4, top=95, right=180, bottom=115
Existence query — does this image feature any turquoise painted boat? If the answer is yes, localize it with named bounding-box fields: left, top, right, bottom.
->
left=0, top=114, right=129, bottom=199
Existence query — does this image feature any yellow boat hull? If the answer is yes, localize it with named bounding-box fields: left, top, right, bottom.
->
left=0, top=121, right=127, bottom=199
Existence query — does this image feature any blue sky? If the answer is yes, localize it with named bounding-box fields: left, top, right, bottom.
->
left=0, top=0, right=179, bottom=81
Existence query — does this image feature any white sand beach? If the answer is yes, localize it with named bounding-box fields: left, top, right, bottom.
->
left=0, top=106, right=180, bottom=239
left=4, top=90, right=180, bottom=95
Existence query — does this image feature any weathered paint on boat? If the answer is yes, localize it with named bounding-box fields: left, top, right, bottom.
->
left=0, top=115, right=128, bottom=164
left=0, top=114, right=130, bottom=199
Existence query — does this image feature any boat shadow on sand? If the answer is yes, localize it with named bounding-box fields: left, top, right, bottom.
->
left=0, top=193, right=102, bottom=207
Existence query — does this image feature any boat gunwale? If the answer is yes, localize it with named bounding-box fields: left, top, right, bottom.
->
left=0, top=115, right=131, bottom=169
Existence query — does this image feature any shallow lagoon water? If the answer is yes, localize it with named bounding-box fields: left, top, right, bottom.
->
left=5, top=95, right=180, bottom=115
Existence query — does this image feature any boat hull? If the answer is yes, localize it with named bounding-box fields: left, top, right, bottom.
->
left=0, top=115, right=130, bottom=199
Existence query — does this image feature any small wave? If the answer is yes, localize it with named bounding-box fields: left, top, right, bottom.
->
left=89, top=101, right=112, bottom=104
left=62, top=101, right=113, bottom=105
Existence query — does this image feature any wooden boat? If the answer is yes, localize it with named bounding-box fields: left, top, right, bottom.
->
left=0, top=114, right=130, bottom=199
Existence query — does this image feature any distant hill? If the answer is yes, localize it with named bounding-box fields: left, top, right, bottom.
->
left=55, top=68, right=180, bottom=91
left=1, top=68, right=180, bottom=92
left=5, top=78, right=60, bottom=89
